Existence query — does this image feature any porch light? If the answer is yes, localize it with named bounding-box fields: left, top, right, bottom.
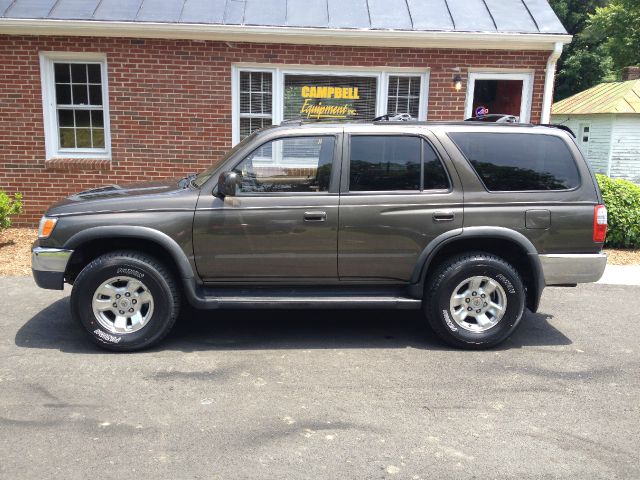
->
left=453, top=75, right=463, bottom=91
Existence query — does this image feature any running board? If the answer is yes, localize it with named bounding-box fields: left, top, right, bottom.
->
left=185, top=285, right=423, bottom=310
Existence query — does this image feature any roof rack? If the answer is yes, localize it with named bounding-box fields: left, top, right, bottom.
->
left=279, top=117, right=305, bottom=126
left=373, top=113, right=414, bottom=122
left=464, top=114, right=519, bottom=123
left=537, top=124, right=576, bottom=138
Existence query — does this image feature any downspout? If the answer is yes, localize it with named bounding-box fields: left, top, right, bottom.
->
left=541, top=42, right=564, bottom=124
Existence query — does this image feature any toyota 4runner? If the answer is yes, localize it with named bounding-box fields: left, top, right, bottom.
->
left=32, top=121, right=608, bottom=351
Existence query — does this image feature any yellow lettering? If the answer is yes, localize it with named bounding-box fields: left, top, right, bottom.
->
left=301, top=86, right=310, bottom=98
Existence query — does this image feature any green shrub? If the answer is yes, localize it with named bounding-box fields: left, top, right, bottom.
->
left=596, top=174, right=640, bottom=248
left=0, top=191, right=23, bottom=231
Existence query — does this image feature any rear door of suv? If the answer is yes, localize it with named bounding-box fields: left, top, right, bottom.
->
left=439, top=126, right=601, bottom=255
left=337, top=125, right=464, bottom=282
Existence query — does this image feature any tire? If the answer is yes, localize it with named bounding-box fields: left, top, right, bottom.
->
left=425, top=252, right=525, bottom=349
left=70, top=250, right=180, bottom=352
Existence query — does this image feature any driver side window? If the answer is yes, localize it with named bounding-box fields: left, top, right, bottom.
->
left=233, top=136, right=335, bottom=194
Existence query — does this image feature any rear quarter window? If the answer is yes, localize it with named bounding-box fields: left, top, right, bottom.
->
left=448, top=132, right=581, bottom=191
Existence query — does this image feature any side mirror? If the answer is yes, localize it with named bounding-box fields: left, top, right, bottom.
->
left=217, top=171, right=240, bottom=198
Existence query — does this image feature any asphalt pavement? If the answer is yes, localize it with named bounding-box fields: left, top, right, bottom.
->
left=0, top=276, right=638, bottom=479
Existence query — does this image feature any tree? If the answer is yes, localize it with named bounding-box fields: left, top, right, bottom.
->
left=587, top=0, right=640, bottom=73
left=549, top=0, right=614, bottom=101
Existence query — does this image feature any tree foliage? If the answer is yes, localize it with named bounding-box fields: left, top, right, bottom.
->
left=549, top=0, right=614, bottom=101
left=586, top=0, right=640, bottom=73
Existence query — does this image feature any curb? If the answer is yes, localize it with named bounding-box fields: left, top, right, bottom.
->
left=597, top=265, right=640, bottom=286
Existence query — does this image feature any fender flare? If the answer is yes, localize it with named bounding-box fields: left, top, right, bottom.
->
left=64, top=226, right=196, bottom=280
left=411, top=227, right=545, bottom=310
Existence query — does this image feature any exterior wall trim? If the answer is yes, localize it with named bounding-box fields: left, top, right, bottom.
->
left=0, top=18, right=572, bottom=51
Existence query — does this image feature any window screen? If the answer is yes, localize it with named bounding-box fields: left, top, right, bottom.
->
left=239, top=71, right=273, bottom=139
left=233, top=136, right=335, bottom=193
left=283, top=74, right=377, bottom=122
left=54, top=63, right=105, bottom=149
left=349, top=136, right=449, bottom=192
left=449, top=132, right=580, bottom=191
left=387, top=76, right=421, bottom=118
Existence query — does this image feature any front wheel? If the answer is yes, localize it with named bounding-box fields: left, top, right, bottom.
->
left=425, top=252, right=526, bottom=349
left=70, top=250, right=180, bottom=351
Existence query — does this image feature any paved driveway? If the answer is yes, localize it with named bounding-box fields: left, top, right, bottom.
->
left=0, top=276, right=638, bottom=479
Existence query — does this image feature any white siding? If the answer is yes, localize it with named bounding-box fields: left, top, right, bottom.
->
left=551, top=114, right=613, bottom=174
left=609, top=116, right=640, bottom=183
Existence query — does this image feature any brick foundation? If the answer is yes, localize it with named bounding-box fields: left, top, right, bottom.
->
left=0, top=35, right=549, bottom=225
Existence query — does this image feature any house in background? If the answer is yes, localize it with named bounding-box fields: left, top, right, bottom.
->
left=551, top=67, right=640, bottom=183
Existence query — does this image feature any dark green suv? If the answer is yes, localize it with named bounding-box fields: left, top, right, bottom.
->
left=32, top=121, right=608, bottom=351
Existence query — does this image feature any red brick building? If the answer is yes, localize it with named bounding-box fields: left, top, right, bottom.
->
left=0, top=0, right=570, bottom=224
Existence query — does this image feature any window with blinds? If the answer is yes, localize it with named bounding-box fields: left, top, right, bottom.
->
left=386, top=75, right=421, bottom=118
left=283, top=74, right=378, bottom=122
left=239, top=71, right=273, bottom=139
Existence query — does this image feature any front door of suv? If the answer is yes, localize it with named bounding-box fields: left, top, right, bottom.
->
left=193, top=133, right=341, bottom=282
left=338, top=127, right=463, bottom=282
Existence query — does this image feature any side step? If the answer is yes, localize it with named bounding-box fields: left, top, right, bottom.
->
left=186, top=285, right=423, bottom=310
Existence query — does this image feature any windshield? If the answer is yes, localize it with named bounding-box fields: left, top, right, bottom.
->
left=191, top=132, right=259, bottom=188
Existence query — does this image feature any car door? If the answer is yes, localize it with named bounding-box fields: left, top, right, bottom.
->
left=193, top=131, right=341, bottom=282
left=338, top=126, right=464, bottom=282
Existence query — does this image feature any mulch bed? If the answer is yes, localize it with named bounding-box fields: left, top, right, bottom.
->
left=604, top=249, right=640, bottom=266
left=0, top=228, right=639, bottom=276
left=0, top=228, right=38, bottom=276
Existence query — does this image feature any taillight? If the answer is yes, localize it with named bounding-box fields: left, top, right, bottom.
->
left=593, top=205, right=607, bottom=243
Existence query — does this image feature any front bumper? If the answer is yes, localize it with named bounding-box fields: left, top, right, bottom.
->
left=32, top=246, right=73, bottom=290
left=539, top=253, right=607, bottom=286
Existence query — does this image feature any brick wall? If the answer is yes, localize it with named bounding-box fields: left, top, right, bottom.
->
left=0, top=35, right=549, bottom=225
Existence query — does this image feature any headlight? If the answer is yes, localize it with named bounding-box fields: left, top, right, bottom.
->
left=38, top=216, right=58, bottom=239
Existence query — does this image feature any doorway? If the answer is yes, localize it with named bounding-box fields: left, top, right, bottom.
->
left=465, top=72, right=533, bottom=122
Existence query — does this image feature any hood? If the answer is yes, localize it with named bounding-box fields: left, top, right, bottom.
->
left=47, top=178, right=199, bottom=216
left=69, top=180, right=177, bottom=201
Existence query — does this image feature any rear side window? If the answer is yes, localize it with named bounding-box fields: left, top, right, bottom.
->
left=349, top=135, right=449, bottom=192
left=449, top=132, right=580, bottom=191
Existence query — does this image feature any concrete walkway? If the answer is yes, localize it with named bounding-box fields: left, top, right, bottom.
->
left=597, top=264, right=640, bottom=285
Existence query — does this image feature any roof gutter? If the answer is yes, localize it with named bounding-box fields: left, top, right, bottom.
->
left=541, top=42, right=564, bottom=123
left=0, top=18, right=572, bottom=50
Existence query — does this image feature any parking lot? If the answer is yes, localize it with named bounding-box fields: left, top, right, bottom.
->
left=1, top=276, right=638, bottom=479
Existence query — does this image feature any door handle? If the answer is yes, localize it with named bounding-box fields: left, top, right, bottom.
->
left=433, top=210, right=455, bottom=222
left=304, top=211, right=327, bottom=222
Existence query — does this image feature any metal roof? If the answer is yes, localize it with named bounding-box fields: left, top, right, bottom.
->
left=0, top=0, right=567, bottom=34
left=552, top=80, right=640, bottom=115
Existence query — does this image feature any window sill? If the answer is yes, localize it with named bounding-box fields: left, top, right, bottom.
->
left=44, top=158, right=112, bottom=171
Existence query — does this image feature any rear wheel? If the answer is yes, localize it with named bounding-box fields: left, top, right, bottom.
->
left=425, top=252, right=525, bottom=349
left=70, top=250, right=180, bottom=351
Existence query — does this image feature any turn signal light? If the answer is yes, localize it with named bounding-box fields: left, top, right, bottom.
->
left=38, top=216, right=58, bottom=238
left=593, top=205, right=607, bottom=243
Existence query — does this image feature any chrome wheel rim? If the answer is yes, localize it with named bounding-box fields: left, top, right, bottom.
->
left=91, top=276, right=154, bottom=334
left=449, top=276, right=507, bottom=332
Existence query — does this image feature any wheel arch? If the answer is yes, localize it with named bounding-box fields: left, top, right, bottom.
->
left=411, top=227, right=545, bottom=312
left=63, top=226, right=196, bottom=285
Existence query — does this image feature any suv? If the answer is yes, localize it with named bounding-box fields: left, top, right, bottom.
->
left=32, top=121, right=608, bottom=351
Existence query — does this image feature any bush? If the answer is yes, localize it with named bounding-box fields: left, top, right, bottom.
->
left=596, top=174, right=640, bottom=248
left=0, top=191, right=23, bottom=231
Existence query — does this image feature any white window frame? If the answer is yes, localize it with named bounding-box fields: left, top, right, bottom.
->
left=39, top=52, right=111, bottom=160
left=464, top=70, right=534, bottom=123
left=232, top=64, right=430, bottom=145
left=578, top=122, right=591, bottom=156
